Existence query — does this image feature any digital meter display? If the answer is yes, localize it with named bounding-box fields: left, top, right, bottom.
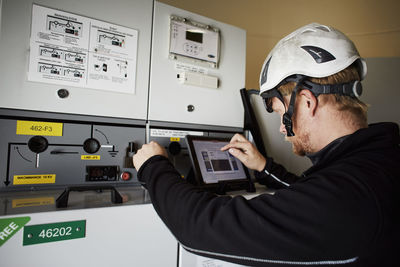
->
left=186, top=31, right=203, bottom=43
left=169, top=16, right=220, bottom=67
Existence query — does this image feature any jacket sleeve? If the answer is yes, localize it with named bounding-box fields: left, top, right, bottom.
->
left=254, top=156, right=299, bottom=189
left=137, top=155, right=378, bottom=266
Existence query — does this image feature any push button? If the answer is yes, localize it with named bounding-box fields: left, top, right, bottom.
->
left=120, top=172, right=131, bottom=181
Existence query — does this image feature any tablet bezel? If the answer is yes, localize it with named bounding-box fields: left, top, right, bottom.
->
left=185, top=135, right=251, bottom=189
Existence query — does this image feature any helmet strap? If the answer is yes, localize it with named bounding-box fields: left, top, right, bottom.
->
left=302, top=80, right=362, bottom=98
left=263, top=73, right=362, bottom=137
left=283, top=76, right=307, bottom=137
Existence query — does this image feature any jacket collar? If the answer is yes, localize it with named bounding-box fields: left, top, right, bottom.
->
left=302, top=122, right=399, bottom=176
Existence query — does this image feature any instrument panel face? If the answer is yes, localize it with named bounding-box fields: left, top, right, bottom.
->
left=0, top=117, right=145, bottom=191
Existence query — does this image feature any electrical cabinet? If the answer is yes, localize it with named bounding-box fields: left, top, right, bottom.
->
left=148, top=2, right=246, bottom=128
left=0, top=196, right=178, bottom=267
left=0, top=0, right=152, bottom=120
left=0, top=1, right=249, bottom=266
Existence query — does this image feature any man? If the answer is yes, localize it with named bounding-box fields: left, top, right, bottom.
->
left=133, top=23, right=399, bottom=266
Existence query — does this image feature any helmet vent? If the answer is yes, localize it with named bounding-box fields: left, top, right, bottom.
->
left=301, top=29, right=315, bottom=34
left=315, top=25, right=330, bottom=32
left=301, top=46, right=336, bottom=63
left=260, top=57, right=271, bottom=86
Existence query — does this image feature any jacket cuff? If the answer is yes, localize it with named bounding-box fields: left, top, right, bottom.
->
left=137, top=155, right=169, bottom=184
left=254, top=157, right=273, bottom=185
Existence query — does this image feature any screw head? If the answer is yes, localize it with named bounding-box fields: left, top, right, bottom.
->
left=57, top=89, right=69, bottom=99
left=187, top=105, right=195, bottom=112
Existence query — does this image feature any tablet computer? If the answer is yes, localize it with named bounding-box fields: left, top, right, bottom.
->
left=185, top=135, right=253, bottom=193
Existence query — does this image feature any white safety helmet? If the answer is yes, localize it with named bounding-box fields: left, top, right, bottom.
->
left=259, top=23, right=367, bottom=136
left=259, top=23, right=367, bottom=94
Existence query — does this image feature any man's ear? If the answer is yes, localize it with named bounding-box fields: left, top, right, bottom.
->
left=299, top=89, right=318, bottom=116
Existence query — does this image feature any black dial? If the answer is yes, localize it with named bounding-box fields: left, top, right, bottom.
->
left=28, top=136, right=48, bottom=153
left=168, top=141, right=181, bottom=156
left=83, top=138, right=100, bottom=154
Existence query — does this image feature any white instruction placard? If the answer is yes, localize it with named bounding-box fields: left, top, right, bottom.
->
left=150, top=129, right=204, bottom=138
left=28, top=5, right=138, bottom=94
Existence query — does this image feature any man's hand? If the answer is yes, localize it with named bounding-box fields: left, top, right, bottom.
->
left=221, top=133, right=266, bottom=172
left=133, top=141, right=168, bottom=171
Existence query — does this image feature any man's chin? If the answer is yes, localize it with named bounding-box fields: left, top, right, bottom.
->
left=285, top=137, right=306, bottom=156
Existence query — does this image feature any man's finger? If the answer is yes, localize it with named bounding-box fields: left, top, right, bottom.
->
left=227, top=147, right=247, bottom=163
left=229, top=133, right=246, bottom=143
left=221, top=142, right=248, bottom=152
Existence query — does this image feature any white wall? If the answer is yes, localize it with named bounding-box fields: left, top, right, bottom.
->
left=362, top=58, right=400, bottom=125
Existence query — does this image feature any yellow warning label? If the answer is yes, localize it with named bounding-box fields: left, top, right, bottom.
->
left=13, top=174, right=56, bottom=185
left=12, top=197, right=55, bottom=208
left=81, top=155, right=100, bottom=160
left=170, top=137, right=180, bottom=142
left=16, top=120, right=63, bottom=136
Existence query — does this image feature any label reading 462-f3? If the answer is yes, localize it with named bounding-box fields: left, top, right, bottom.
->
left=16, top=120, right=63, bottom=136
left=23, top=220, right=86, bottom=246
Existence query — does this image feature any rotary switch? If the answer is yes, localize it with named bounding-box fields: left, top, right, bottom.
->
left=168, top=141, right=181, bottom=156
left=28, top=136, right=49, bottom=168
left=83, top=138, right=100, bottom=154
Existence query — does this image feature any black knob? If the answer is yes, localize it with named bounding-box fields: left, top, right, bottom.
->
left=57, top=89, right=69, bottom=99
left=168, top=141, right=181, bottom=156
left=83, top=138, right=100, bottom=154
left=28, top=136, right=48, bottom=153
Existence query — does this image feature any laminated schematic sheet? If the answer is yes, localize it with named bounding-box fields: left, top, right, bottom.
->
left=28, top=5, right=138, bottom=94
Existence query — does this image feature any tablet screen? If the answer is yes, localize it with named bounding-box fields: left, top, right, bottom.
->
left=187, top=136, right=248, bottom=184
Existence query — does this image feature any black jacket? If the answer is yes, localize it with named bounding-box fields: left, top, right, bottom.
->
left=138, top=123, right=400, bottom=266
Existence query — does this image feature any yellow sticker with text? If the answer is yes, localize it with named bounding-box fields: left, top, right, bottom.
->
left=81, top=155, right=100, bottom=160
left=12, top=197, right=55, bottom=208
left=13, top=174, right=56, bottom=185
left=170, top=137, right=180, bottom=142
left=16, top=120, right=63, bottom=136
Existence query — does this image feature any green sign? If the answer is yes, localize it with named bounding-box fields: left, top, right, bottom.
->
left=23, top=220, right=86, bottom=246
left=0, top=216, right=31, bottom=246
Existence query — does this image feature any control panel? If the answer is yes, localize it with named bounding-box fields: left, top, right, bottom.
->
left=169, top=15, right=220, bottom=68
left=148, top=126, right=238, bottom=181
left=0, top=111, right=145, bottom=191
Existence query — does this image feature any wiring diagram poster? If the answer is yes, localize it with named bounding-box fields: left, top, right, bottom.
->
left=28, top=5, right=138, bottom=94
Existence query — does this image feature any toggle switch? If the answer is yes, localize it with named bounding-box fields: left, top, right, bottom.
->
left=124, top=142, right=137, bottom=168
left=28, top=136, right=49, bottom=168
